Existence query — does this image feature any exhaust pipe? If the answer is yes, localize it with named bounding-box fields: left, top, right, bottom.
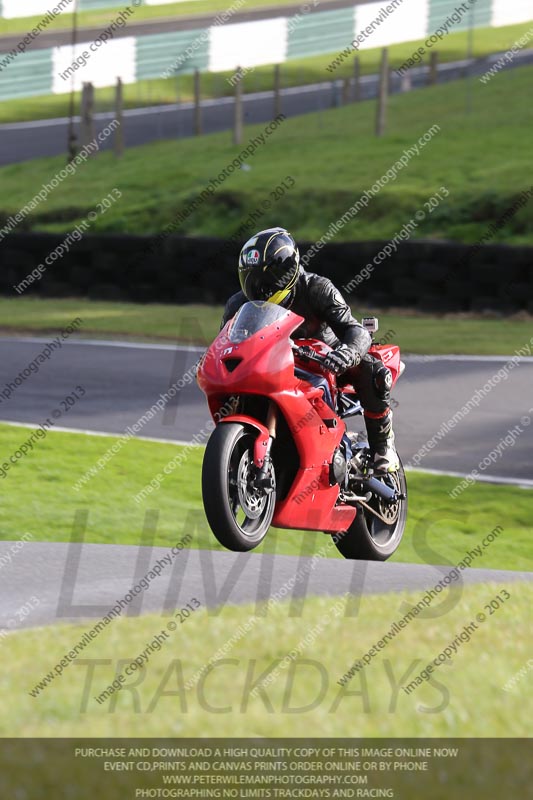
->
left=364, top=476, right=398, bottom=502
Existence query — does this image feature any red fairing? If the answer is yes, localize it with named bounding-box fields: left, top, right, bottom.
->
left=217, top=414, right=270, bottom=468
left=292, top=337, right=338, bottom=406
left=197, top=306, right=357, bottom=533
left=197, top=311, right=300, bottom=402
left=370, top=344, right=402, bottom=387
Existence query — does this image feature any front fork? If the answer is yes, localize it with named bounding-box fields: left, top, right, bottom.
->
left=254, top=403, right=277, bottom=490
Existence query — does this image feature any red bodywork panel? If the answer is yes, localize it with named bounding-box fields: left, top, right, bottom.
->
left=197, top=309, right=401, bottom=534
left=370, top=343, right=402, bottom=385
left=292, top=339, right=401, bottom=397
left=218, top=414, right=270, bottom=468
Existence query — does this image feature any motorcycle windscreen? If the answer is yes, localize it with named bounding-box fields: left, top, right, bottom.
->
left=228, top=301, right=291, bottom=344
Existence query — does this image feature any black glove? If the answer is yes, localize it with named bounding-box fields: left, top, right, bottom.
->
left=323, top=345, right=360, bottom=374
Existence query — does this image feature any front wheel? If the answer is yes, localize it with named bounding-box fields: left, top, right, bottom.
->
left=202, top=422, right=276, bottom=552
left=333, top=458, right=408, bottom=561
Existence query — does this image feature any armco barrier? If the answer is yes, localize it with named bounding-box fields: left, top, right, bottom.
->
left=1, top=234, right=532, bottom=312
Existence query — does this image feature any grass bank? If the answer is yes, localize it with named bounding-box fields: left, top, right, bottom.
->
left=0, top=298, right=532, bottom=355
left=1, top=64, right=532, bottom=244
left=0, top=0, right=299, bottom=38
left=7, top=582, right=532, bottom=737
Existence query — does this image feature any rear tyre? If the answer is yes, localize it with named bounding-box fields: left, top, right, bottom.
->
left=333, top=458, right=408, bottom=561
left=202, top=422, right=276, bottom=552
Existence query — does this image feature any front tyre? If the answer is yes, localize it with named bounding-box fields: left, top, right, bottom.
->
left=334, top=458, right=408, bottom=561
left=202, top=423, right=276, bottom=552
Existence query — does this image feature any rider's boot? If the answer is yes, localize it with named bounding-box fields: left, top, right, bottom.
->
left=364, top=409, right=399, bottom=473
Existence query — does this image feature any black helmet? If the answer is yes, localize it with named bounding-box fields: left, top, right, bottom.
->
left=238, top=227, right=300, bottom=306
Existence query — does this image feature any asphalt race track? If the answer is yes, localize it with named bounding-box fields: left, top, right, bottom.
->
left=0, top=336, right=532, bottom=482
left=1, top=541, right=533, bottom=631
left=1, top=336, right=531, bottom=630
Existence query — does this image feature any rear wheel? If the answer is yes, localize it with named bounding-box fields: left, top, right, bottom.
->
left=202, top=423, right=276, bottom=552
left=333, top=458, right=408, bottom=561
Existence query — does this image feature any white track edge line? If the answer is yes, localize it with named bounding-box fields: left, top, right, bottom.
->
left=2, top=336, right=533, bottom=360
left=0, top=418, right=531, bottom=487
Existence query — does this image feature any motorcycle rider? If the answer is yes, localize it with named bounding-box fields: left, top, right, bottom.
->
left=221, top=227, right=399, bottom=473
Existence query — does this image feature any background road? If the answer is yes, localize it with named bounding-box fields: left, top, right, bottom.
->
left=2, top=51, right=533, bottom=165
left=0, top=336, right=532, bottom=482
left=0, top=0, right=362, bottom=51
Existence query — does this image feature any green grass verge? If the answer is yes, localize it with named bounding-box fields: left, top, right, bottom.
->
left=1, top=298, right=532, bottom=355
left=0, top=423, right=531, bottom=570
left=0, top=0, right=299, bottom=38
left=0, top=22, right=531, bottom=123
left=7, top=582, right=532, bottom=736
left=1, top=64, right=532, bottom=244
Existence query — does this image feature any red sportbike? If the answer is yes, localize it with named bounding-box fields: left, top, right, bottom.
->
left=197, top=302, right=407, bottom=560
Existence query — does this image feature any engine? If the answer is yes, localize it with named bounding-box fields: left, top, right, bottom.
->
left=329, top=447, right=347, bottom=487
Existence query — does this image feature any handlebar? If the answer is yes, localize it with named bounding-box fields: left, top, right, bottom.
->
left=292, top=345, right=328, bottom=367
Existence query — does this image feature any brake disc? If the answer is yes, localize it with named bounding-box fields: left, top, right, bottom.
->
left=375, top=473, right=401, bottom=525
left=237, top=450, right=267, bottom=519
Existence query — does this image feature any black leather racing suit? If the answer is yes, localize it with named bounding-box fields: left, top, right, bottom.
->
left=221, top=269, right=392, bottom=419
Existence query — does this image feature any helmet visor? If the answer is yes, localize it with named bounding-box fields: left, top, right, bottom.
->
left=240, top=258, right=298, bottom=302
